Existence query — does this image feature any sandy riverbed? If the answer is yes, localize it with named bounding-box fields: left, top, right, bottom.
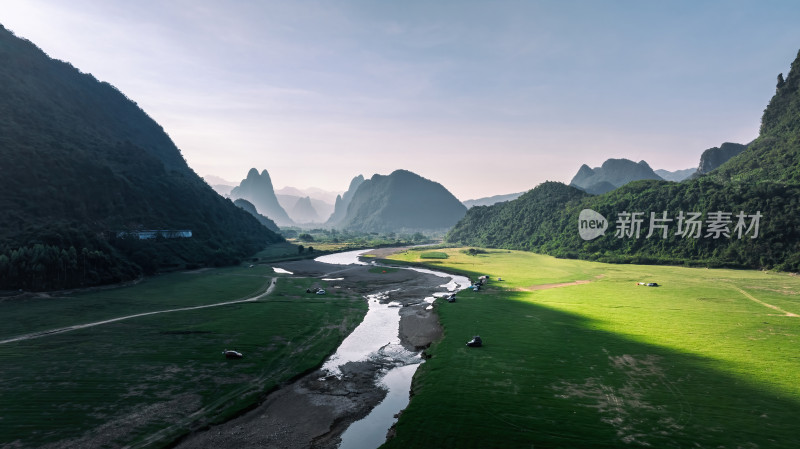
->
left=174, top=254, right=453, bottom=449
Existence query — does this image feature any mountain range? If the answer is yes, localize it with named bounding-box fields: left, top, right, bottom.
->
left=276, top=194, right=333, bottom=223
left=568, top=141, right=748, bottom=195
left=0, top=24, right=282, bottom=289
left=447, top=48, right=800, bottom=271
left=205, top=175, right=338, bottom=224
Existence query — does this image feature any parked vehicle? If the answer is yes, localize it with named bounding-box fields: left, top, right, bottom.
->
left=223, top=349, right=243, bottom=359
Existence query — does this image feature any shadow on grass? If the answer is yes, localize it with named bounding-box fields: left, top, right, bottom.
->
left=384, top=289, right=798, bottom=449
left=0, top=285, right=367, bottom=448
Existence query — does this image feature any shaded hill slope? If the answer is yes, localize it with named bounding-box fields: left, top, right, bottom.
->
left=326, top=175, right=365, bottom=227
left=693, top=142, right=748, bottom=177
left=0, top=24, right=282, bottom=289
left=339, top=170, right=467, bottom=232
left=234, top=199, right=280, bottom=232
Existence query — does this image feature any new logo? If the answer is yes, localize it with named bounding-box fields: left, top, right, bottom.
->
left=578, top=209, right=607, bottom=241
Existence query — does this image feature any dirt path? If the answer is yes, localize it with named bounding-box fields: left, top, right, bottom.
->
left=0, top=277, right=277, bottom=345
left=734, top=286, right=799, bottom=317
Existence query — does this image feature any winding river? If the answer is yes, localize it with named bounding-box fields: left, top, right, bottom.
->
left=315, top=249, right=470, bottom=449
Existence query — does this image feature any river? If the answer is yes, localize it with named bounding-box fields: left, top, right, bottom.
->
left=315, top=249, right=470, bottom=449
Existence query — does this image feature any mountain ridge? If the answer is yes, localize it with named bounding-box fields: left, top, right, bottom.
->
left=338, top=170, right=467, bottom=232
left=229, top=168, right=294, bottom=227
left=327, top=175, right=366, bottom=227
left=569, top=158, right=664, bottom=194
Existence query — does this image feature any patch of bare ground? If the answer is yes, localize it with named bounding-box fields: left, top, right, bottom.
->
left=361, top=246, right=415, bottom=258
left=41, top=394, right=202, bottom=449
left=551, top=352, right=689, bottom=446
left=516, top=280, right=592, bottom=291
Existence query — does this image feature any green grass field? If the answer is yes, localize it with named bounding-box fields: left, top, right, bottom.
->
left=0, top=265, right=366, bottom=448
left=420, top=251, right=449, bottom=259
left=382, top=248, right=800, bottom=448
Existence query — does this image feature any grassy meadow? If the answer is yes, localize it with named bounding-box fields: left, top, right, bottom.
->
left=382, top=248, right=800, bottom=448
left=0, top=265, right=366, bottom=448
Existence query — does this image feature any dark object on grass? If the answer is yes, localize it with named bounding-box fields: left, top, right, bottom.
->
left=223, top=349, right=243, bottom=359
left=636, top=282, right=660, bottom=287
left=466, top=336, right=482, bottom=347
left=447, top=293, right=456, bottom=303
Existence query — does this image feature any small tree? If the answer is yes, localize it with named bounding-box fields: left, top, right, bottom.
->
left=307, top=246, right=314, bottom=253
left=298, top=245, right=305, bottom=254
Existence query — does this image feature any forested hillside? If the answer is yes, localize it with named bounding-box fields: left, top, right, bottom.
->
left=0, top=24, right=282, bottom=290
left=447, top=49, right=800, bottom=271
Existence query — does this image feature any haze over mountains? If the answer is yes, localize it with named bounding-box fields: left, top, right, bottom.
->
left=569, top=159, right=665, bottom=194
left=326, top=175, right=366, bottom=227
left=233, top=199, right=280, bottom=233
left=337, top=170, right=467, bottom=233
left=654, top=168, right=696, bottom=182
left=204, top=175, right=338, bottom=224
left=463, top=192, right=525, bottom=208
left=221, top=167, right=467, bottom=232
left=0, top=25, right=282, bottom=289
left=228, top=168, right=294, bottom=227
left=568, top=141, right=749, bottom=195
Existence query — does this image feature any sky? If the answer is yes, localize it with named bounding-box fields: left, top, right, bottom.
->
left=3, top=1, right=800, bottom=201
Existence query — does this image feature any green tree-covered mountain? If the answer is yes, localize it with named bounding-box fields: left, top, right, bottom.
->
left=693, top=142, right=747, bottom=177
left=0, top=24, right=282, bottom=290
left=447, top=182, right=588, bottom=248
left=447, top=49, right=800, bottom=271
left=339, top=170, right=467, bottom=233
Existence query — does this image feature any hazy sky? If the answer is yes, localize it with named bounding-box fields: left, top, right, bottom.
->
left=3, top=1, right=800, bottom=200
